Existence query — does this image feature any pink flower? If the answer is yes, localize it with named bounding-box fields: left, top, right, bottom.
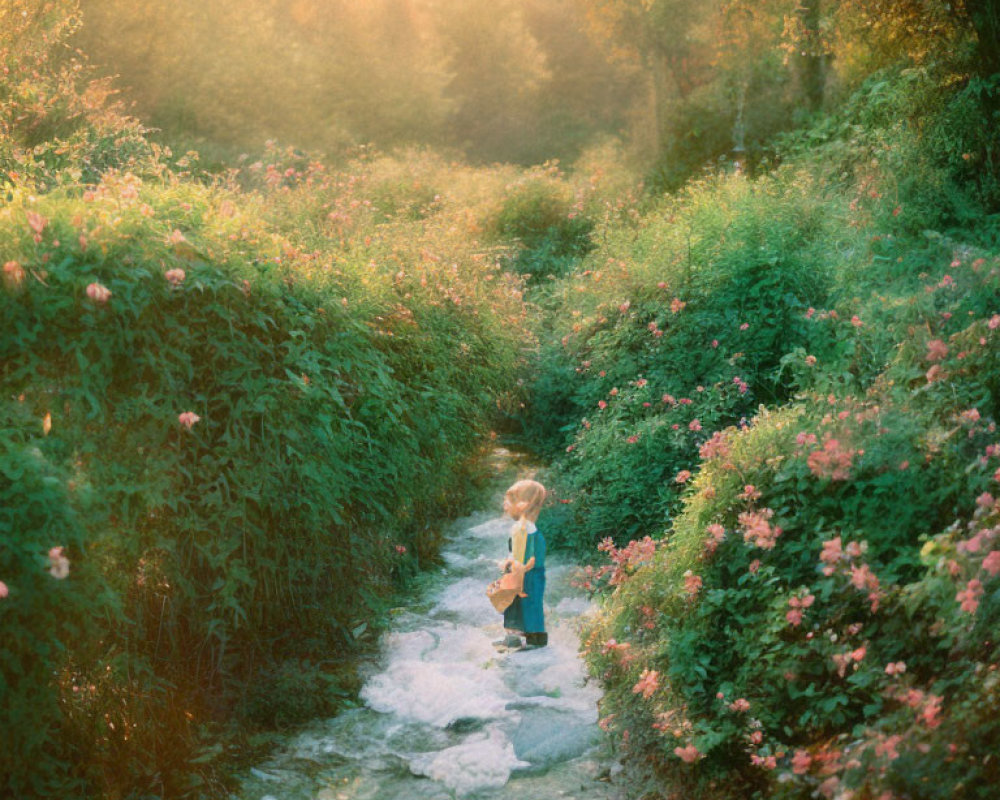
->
left=739, top=508, right=780, bottom=549
left=805, top=354, right=817, bottom=366
left=164, top=268, right=186, bottom=286
left=739, top=322, right=749, bottom=330
left=0, top=580, right=8, bottom=599
left=688, top=419, right=702, bottom=432
left=926, top=339, right=949, bottom=362
left=750, top=754, right=777, bottom=770
left=711, top=339, right=719, bottom=348
left=796, top=431, right=817, bottom=446
left=674, top=744, right=701, bottom=763
left=3, top=261, right=25, bottom=289
left=983, top=550, right=1000, bottom=577
left=851, top=315, right=863, bottom=327
left=922, top=695, right=943, bottom=728
left=394, top=544, right=407, bottom=554
left=957, top=578, right=983, bottom=613
left=926, top=364, right=946, bottom=383
left=875, top=735, right=903, bottom=760
left=791, top=749, right=812, bottom=774
left=26, top=211, right=47, bottom=235
left=850, top=563, right=879, bottom=591
left=168, top=229, right=187, bottom=245
left=819, top=536, right=843, bottom=574
left=662, top=393, right=676, bottom=405
left=633, top=668, right=660, bottom=699
left=786, top=608, right=803, bottom=626
left=48, top=547, right=70, bottom=580
left=748, top=559, right=761, bottom=574
left=598, top=400, right=607, bottom=409
left=728, top=697, right=750, bottom=712
left=178, top=411, right=201, bottom=429
left=670, top=298, right=686, bottom=313
left=976, top=492, right=995, bottom=508
left=885, top=661, right=907, bottom=676
left=626, top=435, right=639, bottom=444
left=675, top=469, right=692, bottom=484
left=683, top=570, right=702, bottom=597
left=989, top=315, right=1000, bottom=330
left=86, top=282, right=111, bottom=303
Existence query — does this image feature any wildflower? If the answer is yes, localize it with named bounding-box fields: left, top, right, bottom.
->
left=806, top=307, right=816, bottom=318
left=704, top=523, right=726, bottom=554
left=394, top=544, right=407, bottom=555
left=922, top=695, right=943, bottom=728
left=3, top=261, right=25, bottom=289
left=851, top=315, right=863, bottom=327
left=0, top=580, right=8, bottom=599
left=633, top=668, right=660, bottom=699
left=699, top=431, right=730, bottom=460
left=976, top=492, right=995, bottom=508
left=740, top=484, right=761, bottom=501
left=662, top=393, right=676, bottom=405
left=626, top=435, right=639, bottom=444
left=674, top=744, right=701, bottom=763
left=598, top=400, right=607, bottom=409
left=26, top=211, right=47, bottom=236
left=925, top=339, right=949, bottom=361
left=850, top=563, right=879, bottom=591
left=739, top=322, right=749, bottom=330
left=728, top=698, right=750, bottom=712
left=164, top=268, right=186, bottom=286
left=819, top=536, right=843, bottom=575
left=983, top=550, right=1000, bottom=576
left=48, top=547, right=70, bottom=580
left=86, top=282, right=111, bottom=303
left=711, top=339, right=719, bottom=348
left=791, top=749, right=812, bottom=774
left=688, top=419, right=702, bottom=432
left=884, top=661, right=907, bottom=676
left=739, top=508, right=780, bottom=549
left=683, top=570, right=702, bottom=597
left=671, top=298, right=686, bottom=313
left=751, top=754, right=777, bottom=770
left=168, top=229, right=187, bottom=245
left=796, top=432, right=817, bottom=446
left=178, top=411, right=201, bottom=429
left=748, top=559, right=761, bottom=574
left=807, top=438, right=855, bottom=480
left=786, top=607, right=803, bottom=626
left=926, top=364, right=946, bottom=383
left=675, top=470, right=692, bottom=484
left=989, top=315, right=1000, bottom=330
left=956, top=578, right=983, bottom=613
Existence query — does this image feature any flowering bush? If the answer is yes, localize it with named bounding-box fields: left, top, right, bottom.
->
left=0, top=148, right=530, bottom=795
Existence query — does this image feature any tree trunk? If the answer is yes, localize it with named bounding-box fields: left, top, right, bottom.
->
left=964, top=0, right=1000, bottom=77
left=797, top=0, right=825, bottom=111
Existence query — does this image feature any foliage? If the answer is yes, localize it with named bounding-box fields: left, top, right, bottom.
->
left=0, top=144, right=531, bottom=797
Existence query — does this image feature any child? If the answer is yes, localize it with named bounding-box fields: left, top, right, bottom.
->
left=498, top=479, right=547, bottom=650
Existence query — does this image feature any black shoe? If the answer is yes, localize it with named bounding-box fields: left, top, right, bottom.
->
left=524, top=632, right=548, bottom=648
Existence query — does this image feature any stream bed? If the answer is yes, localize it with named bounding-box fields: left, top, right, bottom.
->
left=234, top=500, right=621, bottom=800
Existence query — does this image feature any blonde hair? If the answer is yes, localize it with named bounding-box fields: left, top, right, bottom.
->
left=505, top=479, right=546, bottom=522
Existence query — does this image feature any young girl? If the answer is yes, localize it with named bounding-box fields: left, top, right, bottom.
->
left=498, top=479, right=547, bottom=650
